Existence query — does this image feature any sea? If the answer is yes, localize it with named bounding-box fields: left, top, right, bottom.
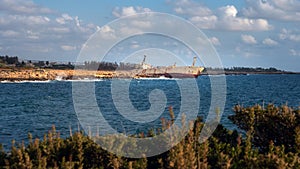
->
left=0, top=74, right=299, bottom=150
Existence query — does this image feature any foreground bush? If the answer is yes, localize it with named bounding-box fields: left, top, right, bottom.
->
left=0, top=104, right=299, bottom=169
left=229, top=104, right=300, bottom=153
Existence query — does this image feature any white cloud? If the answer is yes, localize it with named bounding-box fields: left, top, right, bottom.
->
left=61, top=45, right=77, bottom=51
left=173, top=0, right=212, bottom=15
left=122, top=6, right=137, bottom=16
left=209, top=37, right=221, bottom=46
left=74, top=16, right=81, bottom=27
left=120, top=26, right=143, bottom=35
left=130, top=44, right=140, bottom=49
left=1, top=15, right=51, bottom=26
left=262, top=38, right=278, bottom=46
left=112, top=6, right=152, bottom=17
left=242, top=0, right=300, bottom=22
left=56, top=17, right=65, bottom=24
left=98, top=25, right=116, bottom=39
left=241, top=34, right=257, bottom=44
left=0, top=30, right=19, bottom=37
left=0, top=0, right=99, bottom=60
left=130, top=41, right=140, bottom=49
left=189, top=15, right=217, bottom=29
left=279, top=29, right=300, bottom=42
left=62, top=14, right=73, bottom=21
left=131, top=20, right=152, bottom=28
left=172, top=1, right=272, bottom=31
left=290, top=35, right=300, bottom=42
left=279, top=28, right=289, bottom=39
left=51, top=27, right=70, bottom=33
left=100, top=25, right=114, bottom=33
left=26, top=30, right=39, bottom=39
left=290, top=49, right=300, bottom=56
left=29, top=16, right=50, bottom=24
left=215, top=5, right=272, bottom=31
left=0, top=0, right=53, bottom=15
left=219, top=5, right=237, bottom=17
left=173, top=1, right=212, bottom=16
left=235, top=45, right=258, bottom=58
left=56, top=14, right=73, bottom=25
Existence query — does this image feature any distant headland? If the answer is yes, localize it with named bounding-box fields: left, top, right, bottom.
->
left=202, top=67, right=298, bottom=75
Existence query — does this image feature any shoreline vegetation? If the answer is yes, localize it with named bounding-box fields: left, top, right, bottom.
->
left=0, top=104, right=299, bottom=168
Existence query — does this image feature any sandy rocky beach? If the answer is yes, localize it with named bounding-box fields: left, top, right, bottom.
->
left=0, top=68, right=297, bottom=82
left=0, top=68, right=116, bottom=81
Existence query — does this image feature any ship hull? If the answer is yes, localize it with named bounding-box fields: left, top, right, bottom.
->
left=134, top=73, right=199, bottom=78
left=95, top=66, right=205, bottom=79
left=133, top=66, right=204, bottom=78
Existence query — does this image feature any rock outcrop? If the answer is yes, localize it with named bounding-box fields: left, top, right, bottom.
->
left=0, top=68, right=113, bottom=81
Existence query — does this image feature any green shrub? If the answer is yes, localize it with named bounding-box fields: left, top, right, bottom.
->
left=229, top=104, right=300, bottom=153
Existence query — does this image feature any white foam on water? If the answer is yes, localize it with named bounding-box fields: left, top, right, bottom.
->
left=0, top=80, right=52, bottom=83
left=134, top=76, right=180, bottom=80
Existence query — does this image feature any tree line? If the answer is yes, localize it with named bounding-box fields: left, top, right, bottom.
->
left=204, top=66, right=282, bottom=73
left=81, top=61, right=141, bottom=70
left=0, top=55, right=141, bottom=70
left=0, top=55, right=287, bottom=72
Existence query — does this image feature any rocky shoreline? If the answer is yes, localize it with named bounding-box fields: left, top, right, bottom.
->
left=0, top=68, right=114, bottom=81
left=0, top=68, right=298, bottom=82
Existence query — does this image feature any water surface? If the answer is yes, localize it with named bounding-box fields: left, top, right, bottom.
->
left=0, top=74, right=299, bottom=149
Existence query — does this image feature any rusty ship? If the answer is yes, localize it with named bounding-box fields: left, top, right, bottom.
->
left=94, top=55, right=204, bottom=79
left=131, top=55, right=204, bottom=78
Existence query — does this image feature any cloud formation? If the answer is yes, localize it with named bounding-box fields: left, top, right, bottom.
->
left=209, top=37, right=221, bottom=46
left=290, top=49, right=300, bottom=56
left=0, top=0, right=98, bottom=60
left=242, top=0, right=300, bottom=22
left=112, top=6, right=152, bottom=17
left=262, top=38, right=278, bottom=46
left=0, top=0, right=53, bottom=15
left=173, top=0, right=212, bottom=16
left=172, top=0, right=272, bottom=31
left=279, top=29, right=300, bottom=42
left=61, top=45, right=77, bottom=51
left=241, top=34, right=257, bottom=44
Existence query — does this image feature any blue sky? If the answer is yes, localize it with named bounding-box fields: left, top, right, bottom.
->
left=0, top=0, right=299, bottom=71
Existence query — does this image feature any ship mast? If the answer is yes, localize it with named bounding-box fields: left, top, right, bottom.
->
left=141, top=55, right=147, bottom=65
left=141, top=55, right=151, bottom=69
left=192, top=56, right=197, bottom=67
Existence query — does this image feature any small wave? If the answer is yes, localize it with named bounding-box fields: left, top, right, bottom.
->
left=0, top=80, right=15, bottom=83
left=0, top=80, right=52, bottom=83
left=66, top=79, right=103, bottom=82
left=135, top=77, right=180, bottom=80
left=55, top=76, right=63, bottom=81
left=0, top=79, right=104, bottom=83
left=24, top=80, right=52, bottom=83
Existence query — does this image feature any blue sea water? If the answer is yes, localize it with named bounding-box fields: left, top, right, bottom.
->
left=0, top=74, right=299, bottom=150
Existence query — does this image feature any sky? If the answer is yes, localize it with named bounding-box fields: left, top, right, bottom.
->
left=0, top=0, right=299, bottom=71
